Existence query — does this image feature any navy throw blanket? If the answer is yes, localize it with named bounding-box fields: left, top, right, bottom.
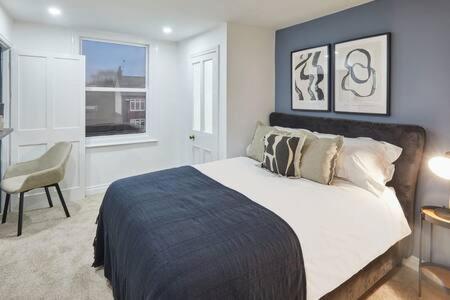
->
left=93, top=166, right=306, bottom=300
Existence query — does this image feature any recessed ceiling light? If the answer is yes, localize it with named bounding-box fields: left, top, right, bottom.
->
left=162, top=27, right=173, bottom=34
left=48, top=7, right=62, bottom=16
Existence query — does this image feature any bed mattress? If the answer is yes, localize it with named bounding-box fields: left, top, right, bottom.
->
left=194, top=157, right=411, bottom=300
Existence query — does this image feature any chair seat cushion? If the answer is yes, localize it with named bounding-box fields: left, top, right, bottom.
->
left=1, top=170, right=60, bottom=194
left=1, top=175, right=30, bottom=193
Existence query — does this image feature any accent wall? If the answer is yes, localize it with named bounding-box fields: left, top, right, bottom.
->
left=275, top=0, right=450, bottom=264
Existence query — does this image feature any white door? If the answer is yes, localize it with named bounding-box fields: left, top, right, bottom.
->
left=190, top=48, right=219, bottom=164
left=10, top=51, right=85, bottom=208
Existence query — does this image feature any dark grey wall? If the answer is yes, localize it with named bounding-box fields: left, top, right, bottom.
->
left=276, top=0, right=450, bottom=264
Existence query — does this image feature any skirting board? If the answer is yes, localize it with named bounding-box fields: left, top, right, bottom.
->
left=86, top=183, right=110, bottom=196
left=5, top=186, right=82, bottom=211
left=403, top=255, right=419, bottom=272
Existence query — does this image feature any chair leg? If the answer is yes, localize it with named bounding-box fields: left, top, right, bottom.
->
left=55, top=184, right=70, bottom=218
left=2, top=193, right=10, bottom=223
left=44, top=187, right=53, bottom=208
left=18, top=192, right=24, bottom=236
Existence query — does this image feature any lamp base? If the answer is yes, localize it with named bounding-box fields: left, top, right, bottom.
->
left=435, top=207, right=450, bottom=220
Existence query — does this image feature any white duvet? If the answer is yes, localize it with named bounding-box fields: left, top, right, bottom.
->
left=194, top=157, right=411, bottom=300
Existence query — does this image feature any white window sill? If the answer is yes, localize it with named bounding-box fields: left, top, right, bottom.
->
left=85, top=137, right=158, bottom=148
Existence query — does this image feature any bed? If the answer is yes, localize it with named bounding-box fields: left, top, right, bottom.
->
left=93, top=112, right=426, bottom=300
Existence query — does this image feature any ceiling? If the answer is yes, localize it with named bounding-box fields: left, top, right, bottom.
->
left=0, top=0, right=372, bottom=41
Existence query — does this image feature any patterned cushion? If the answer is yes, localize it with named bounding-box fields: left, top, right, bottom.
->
left=262, top=133, right=306, bottom=177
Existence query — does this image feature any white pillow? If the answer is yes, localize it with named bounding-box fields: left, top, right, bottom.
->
left=315, top=132, right=402, bottom=196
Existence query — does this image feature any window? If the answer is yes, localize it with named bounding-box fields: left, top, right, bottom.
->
left=130, top=119, right=145, bottom=128
left=129, top=98, right=145, bottom=112
left=81, top=39, right=148, bottom=137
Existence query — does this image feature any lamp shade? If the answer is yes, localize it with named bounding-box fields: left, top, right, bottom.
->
left=428, top=152, right=450, bottom=180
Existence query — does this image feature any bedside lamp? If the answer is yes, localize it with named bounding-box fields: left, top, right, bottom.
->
left=429, top=152, right=450, bottom=180
left=428, top=151, right=450, bottom=218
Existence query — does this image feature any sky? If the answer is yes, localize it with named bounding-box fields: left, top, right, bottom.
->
left=82, top=39, right=146, bottom=83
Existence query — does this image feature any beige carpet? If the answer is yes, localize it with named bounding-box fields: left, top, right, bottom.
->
left=0, top=194, right=112, bottom=300
left=0, top=194, right=445, bottom=300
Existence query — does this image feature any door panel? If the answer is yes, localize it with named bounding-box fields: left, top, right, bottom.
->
left=17, top=144, right=47, bottom=162
left=11, top=51, right=85, bottom=207
left=17, top=55, right=47, bottom=130
left=203, top=59, right=213, bottom=134
left=192, top=62, right=202, bottom=132
left=53, top=57, right=82, bottom=129
left=189, top=48, right=219, bottom=164
left=192, top=146, right=202, bottom=165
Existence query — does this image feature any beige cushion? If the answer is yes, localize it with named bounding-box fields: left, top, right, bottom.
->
left=247, top=121, right=278, bottom=162
left=300, top=135, right=344, bottom=185
left=1, top=142, right=72, bottom=194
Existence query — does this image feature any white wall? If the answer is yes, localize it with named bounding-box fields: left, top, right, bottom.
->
left=12, top=23, right=76, bottom=54
left=12, top=22, right=181, bottom=194
left=0, top=4, right=12, bottom=47
left=10, top=21, right=275, bottom=195
left=226, top=23, right=275, bottom=157
left=177, top=24, right=228, bottom=163
left=176, top=23, right=275, bottom=162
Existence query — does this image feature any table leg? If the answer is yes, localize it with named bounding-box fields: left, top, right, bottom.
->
left=419, top=214, right=423, bottom=297
left=430, top=223, right=433, bottom=262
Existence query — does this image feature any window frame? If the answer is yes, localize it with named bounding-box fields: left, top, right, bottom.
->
left=80, top=37, right=152, bottom=147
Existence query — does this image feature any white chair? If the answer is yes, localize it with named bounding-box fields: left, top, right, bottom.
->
left=1, top=142, right=72, bottom=236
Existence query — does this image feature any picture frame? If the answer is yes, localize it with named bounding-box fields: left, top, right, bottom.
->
left=333, top=33, right=391, bottom=116
left=291, top=44, right=331, bottom=112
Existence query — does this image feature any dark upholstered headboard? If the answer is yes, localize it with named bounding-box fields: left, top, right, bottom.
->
left=270, top=112, right=426, bottom=256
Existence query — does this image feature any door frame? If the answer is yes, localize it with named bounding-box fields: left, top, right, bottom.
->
left=189, top=46, right=220, bottom=164
left=0, top=38, right=12, bottom=213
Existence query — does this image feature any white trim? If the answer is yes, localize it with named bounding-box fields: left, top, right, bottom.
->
left=86, top=137, right=158, bottom=148
left=191, top=46, right=220, bottom=59
left=80, top=36, right=148, bottom=49
left=0, top=48, right=10, bottom=213
left=403, top=255, right=419, bottom=272
left=85, top=87, right=147, bottom=92
left=86, top=183, right=110, bottom=196
left=0, top=32, right=12, bottom=49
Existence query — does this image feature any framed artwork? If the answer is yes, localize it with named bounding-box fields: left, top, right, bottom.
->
left=334, top=33, right=391, bottom=115
left=291, top=44, right=330, bottom=111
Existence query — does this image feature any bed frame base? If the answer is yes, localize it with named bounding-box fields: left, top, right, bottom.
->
left=323, top=243, right=402, bottom=299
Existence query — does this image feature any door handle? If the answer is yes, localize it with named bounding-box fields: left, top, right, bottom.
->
left=189, top=135, right=195, bottom=140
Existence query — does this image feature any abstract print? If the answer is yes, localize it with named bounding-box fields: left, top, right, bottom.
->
left=334, top=33, right=390, bottom=115
left=341, top=49, right=376, bottom=98
left=294, top=51, right=325, bottom=101
left=262, top=133, right=304, bottom=177
left=291, top=45, right=329, bottom=111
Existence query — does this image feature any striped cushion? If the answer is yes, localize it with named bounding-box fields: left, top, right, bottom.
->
left=262, top=133, right=305, bottom=177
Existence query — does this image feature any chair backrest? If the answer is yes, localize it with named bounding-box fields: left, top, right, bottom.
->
left=39, top=142, right=73, bottom=172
